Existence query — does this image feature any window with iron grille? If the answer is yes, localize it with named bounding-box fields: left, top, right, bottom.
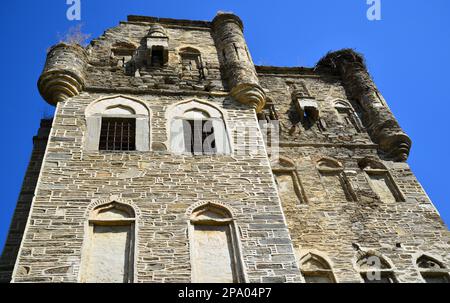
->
left=99, top=118, right=136, bottom=151
left=183, top=120, right=216, bottom=155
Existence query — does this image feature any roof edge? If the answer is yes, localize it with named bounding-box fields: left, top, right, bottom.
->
left=127, top=15, right=211, bottom=28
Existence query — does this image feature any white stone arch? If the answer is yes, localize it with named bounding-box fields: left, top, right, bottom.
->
left=84, top=195, right=142, bottom=220
left=297, top=250, right=336, bottom=283
left=186, top=201, right=237, bottom=218
left=166, top=98, right=232, bottom=155
left=84, top=95, right=151, bottom=151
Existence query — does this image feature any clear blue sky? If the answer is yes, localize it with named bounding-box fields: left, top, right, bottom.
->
left=1, top=0, right=449, bottom=251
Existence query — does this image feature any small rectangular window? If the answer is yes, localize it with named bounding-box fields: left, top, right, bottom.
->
left=183, top=120, right=216, bottom=155
left=99, top=118, right=136, bottom=151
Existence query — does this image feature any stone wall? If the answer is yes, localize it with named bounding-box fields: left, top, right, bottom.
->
left=0, top=119, right=51, bottom=282
left=11, top=92, right=300, bottom=283
left=258, top=68, right=450, bottom=282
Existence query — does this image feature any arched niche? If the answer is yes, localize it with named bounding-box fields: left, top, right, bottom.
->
left=81, top=202, right=136, bottom=283
left=188, top=203, right=245, bottom=283
left=358, top=157, right=405, bottom=202
left=299, top=252, right=336, bottom=283
left=271, top=156, right=307, bottom=204
left=316, top=157, right=357, bottom=202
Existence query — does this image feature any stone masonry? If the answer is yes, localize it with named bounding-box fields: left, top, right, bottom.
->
left=0, top=13, right=449, bottom=283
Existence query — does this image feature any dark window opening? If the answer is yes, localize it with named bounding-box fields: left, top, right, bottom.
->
left=421, top=273, right=450, bottom=283
left=183, top=120, right=216, bottom=155
left=181, top=53, right=204, bottom=81
left=151, top=47, right=164, bottom=67
left=99, top=118, right=136, bottom=151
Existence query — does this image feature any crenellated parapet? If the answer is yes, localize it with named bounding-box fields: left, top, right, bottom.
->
left=316, top=49, right=411, bottom=161
left=211, top=12, right=266, bottom=112
left=38, top=43, right=88, bottom=105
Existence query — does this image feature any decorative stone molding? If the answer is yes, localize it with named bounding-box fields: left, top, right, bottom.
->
left=186, top=201, right=237, bottom=218
left=85, top=196, right=142, bottom=220
left=38, top=43, right=88, bottom=105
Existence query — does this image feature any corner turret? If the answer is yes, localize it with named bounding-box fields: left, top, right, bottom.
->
left=38, top=43, right=88, bottom=105
left=317, top=49, right=411, bottom=161
left=211, top=12, right=266, bottom=112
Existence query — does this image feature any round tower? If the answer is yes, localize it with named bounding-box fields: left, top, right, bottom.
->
left=38, top=43, right=88, bottom=105
left=317, top=49, right=411, bottom=161
left=211, top=12, right=266, bottom=112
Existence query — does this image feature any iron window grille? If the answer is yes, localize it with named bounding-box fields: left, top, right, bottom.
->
left=99, top=118, right=136, bottom=151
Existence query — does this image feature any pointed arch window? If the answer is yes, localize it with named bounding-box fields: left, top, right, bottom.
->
left=189, top=204, right=245, bottom=283
left=357, top=253, right=397, bottom=283
left=179, top=47, right=205, bottom=82
left=85, top=96, right=150, bottom=152
left=417, top=255, right=450, bottom=283
left=169, top=100, right=231, bottom=155
left=81, top=202, right=136, bottom=283
left=334, top=99, right=363, bottom=132
left=299, top=253, right=336, bottom=283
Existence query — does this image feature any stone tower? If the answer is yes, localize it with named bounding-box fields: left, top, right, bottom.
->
left=0, top=13, right=449, bottom=283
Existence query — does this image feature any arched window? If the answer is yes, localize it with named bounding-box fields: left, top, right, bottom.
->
left=357, top=252, right=397, bottom=283
left=111, top=42, right=137, bottom=71
left=179, top=47, right=205, bottom=81
left=358, top=157, right=405, bottom=202
left=169, top=100, right=231, bottom=155
left=189, top=203, right=244, bottom=283
left=417, top=255, right=450, bottom=283
left=85, top=96, right=150, bottom=151
left=299, top=253, right=336, bottom=283
left=333, top=99, right=363, bottom=132
left=81, top=202, right=136, bottom=283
